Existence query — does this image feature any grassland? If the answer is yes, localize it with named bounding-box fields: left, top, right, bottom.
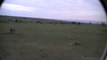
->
left=0, top=23, right=107, bottom=60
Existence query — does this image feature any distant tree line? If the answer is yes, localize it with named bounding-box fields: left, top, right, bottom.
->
left=0, top=18, right=107, bottom=26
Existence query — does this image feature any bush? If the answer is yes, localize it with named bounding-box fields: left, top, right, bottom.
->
left=71, top=22, right=77, bottom=24
left=77, top=22, right=81, bottom=25
left=101, top=23, right=106, bottom=26
left=36, top=20, right=41, bottom=24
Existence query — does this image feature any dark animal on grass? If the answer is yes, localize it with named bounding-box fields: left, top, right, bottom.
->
left=10, top=28, right=16, bottom=34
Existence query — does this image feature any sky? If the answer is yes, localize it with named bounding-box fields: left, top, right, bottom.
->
left=0, top=0, right=107, bottom=23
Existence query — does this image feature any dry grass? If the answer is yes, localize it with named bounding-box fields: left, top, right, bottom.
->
left=0, top=23, right=107, bottom=60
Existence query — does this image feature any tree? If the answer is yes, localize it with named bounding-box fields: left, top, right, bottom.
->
left=77, top=22, right=81, bottom=25
left=15, top=19, right=18, bottom=23
left=71, top=22, right=77, bottom=24
left=89, top=22, right=92, bottom=25
left=101, top=23, right=106, bottom=26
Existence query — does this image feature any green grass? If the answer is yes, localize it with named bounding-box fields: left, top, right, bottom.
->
left=0, top=23, right=107, bottom=60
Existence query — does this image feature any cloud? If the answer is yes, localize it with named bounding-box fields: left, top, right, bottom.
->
left=0, top=0, right=106, bottom=23
left=1, top=3, right=36, bottom=12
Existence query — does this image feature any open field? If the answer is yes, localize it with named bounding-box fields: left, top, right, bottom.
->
left=0, top=23, right=107, bottom=60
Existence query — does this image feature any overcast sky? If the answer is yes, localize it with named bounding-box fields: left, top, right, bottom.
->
left=0, top=0, right=107, bottom=23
